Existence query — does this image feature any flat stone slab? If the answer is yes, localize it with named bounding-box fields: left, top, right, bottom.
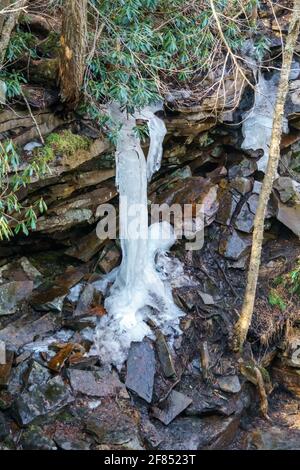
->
left=152, top=390, right=192, bottom=425
left=218, top=375, right=241, bottom=394
left=125, top=340, right=155, bottom=403
left=12, top=376, right=74, bottom=426
left=0, top=313, right=57, bottom=351
left=68, top=368, right=125, bottom=398
left=0, top=281, right=34, bottom=315
left=155, top=414, right=240, bottom=450
left=86, top=399, right=142, bottom=448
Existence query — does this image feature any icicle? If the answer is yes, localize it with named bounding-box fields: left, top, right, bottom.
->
left=133, top=103, right=166, bottom=180
left=94, top=102, right=184, bottom=369
left=241, top=71, right=289, bottom=172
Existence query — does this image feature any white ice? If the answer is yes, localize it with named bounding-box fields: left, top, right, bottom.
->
left=94, top=102, right=185, bottom=369
left=242, top=72, right=289, bottom=173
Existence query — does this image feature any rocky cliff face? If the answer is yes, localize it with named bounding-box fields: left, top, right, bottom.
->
left=0, top=5, right=300, bottom=451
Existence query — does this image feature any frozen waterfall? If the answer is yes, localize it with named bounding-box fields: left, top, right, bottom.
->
left=95, top=102, right=184, bottom=369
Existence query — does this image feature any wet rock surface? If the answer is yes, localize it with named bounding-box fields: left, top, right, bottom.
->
left=152, top=390, right=193, bottom=425
left=125, top=341, right=156, bottom=403
left=12, top=376, right=74, bottom=426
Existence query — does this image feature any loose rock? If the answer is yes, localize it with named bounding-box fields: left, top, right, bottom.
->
left=68, top=368, right=125, bottom=398
left=0, top=281, right=34, bottom=316
left=152, top=390, right=192, bottom=425
left=126, top=341, right=156, bottom=403
left=12, top=376, right=74, bottom=426
left=217, top=375, right=241, bottom=394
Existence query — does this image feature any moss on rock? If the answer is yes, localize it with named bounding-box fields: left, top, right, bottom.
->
left=34, top=129, right=91, bottom=163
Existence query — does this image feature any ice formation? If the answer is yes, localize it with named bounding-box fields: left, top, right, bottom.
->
left=95, top=102, right=184, bottom=369
left=242, top=72, right=289, bottom=173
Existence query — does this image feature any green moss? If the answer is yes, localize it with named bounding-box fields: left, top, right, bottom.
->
left=34, top=130, right=91, bottom=161
left=45, top=130, right=90, bottom=156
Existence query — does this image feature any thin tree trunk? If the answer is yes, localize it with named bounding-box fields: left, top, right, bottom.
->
left=58, top=0, right=88, bottom=110
left=0, top=0, right=27, bottom=68
left=232, top=0, right=300, bottom=352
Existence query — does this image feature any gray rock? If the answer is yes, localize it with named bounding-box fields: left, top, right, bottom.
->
left=199, top=292, right=215, bottom=305
left=165, top=89, right=192, bottom=103
left=0, top=313, right=57, bottom=351
left=248, top=426, right=300, bottom=450
left=177, top=374, right=239, bottom=417
left=67, top=283, right=84, bottom=303
left=274, top=176, right=300, bottom=203
left=289, top=60, right=300, bottom=80
left=86, top=400, right=142, bottom=448
left=230, top=177, right=252, bottom=195
left=219, top=229, right=252, bottom=260
left=126, top=340, right=155, bottom=403
left=0, top=281, right=34, bottom=315
left=228, top=160, right=257, bottom=179
left=247, top=193, right=259, bottom=214
left=19, top=258, right=43, bottom=288
left=155, top=331, right=177, bottom=379
left=276, top=202, right=300, bottom=237
left=12, top=376, right=74, bottom=426
left=27, top=361, right=51, bottom=387
left=68, top=368, right=125, bottom=398
left=216, top=192, right=240, bottom=226
left=217, top=375, right=241, bottom=394
left=234, top=202, right=254, bottom=233
left=0, top=257, right=43, bottom=289
left=54, top=434, right=90, bottom=450
left=7, top=361, right=30, bottom=395
left=0, top=411, right=9, bottom=441
left=20, top=425, right=57, bottom=450
left=152, top=390, right=193, bottom=425
left=74, top=284, right=95, bottom=317
left=228, top=255, right=248, bottom=270
left=98, top=244, right=121, bottom=274
left=139, top=416, right=163, bottom=449
left=273, top=177, right=300, bottom=237
left=253, top=181, right=262, bottom=194
left=36, top=295, right=66, bottom=313
left=155, top=414, right=240, bottom=450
